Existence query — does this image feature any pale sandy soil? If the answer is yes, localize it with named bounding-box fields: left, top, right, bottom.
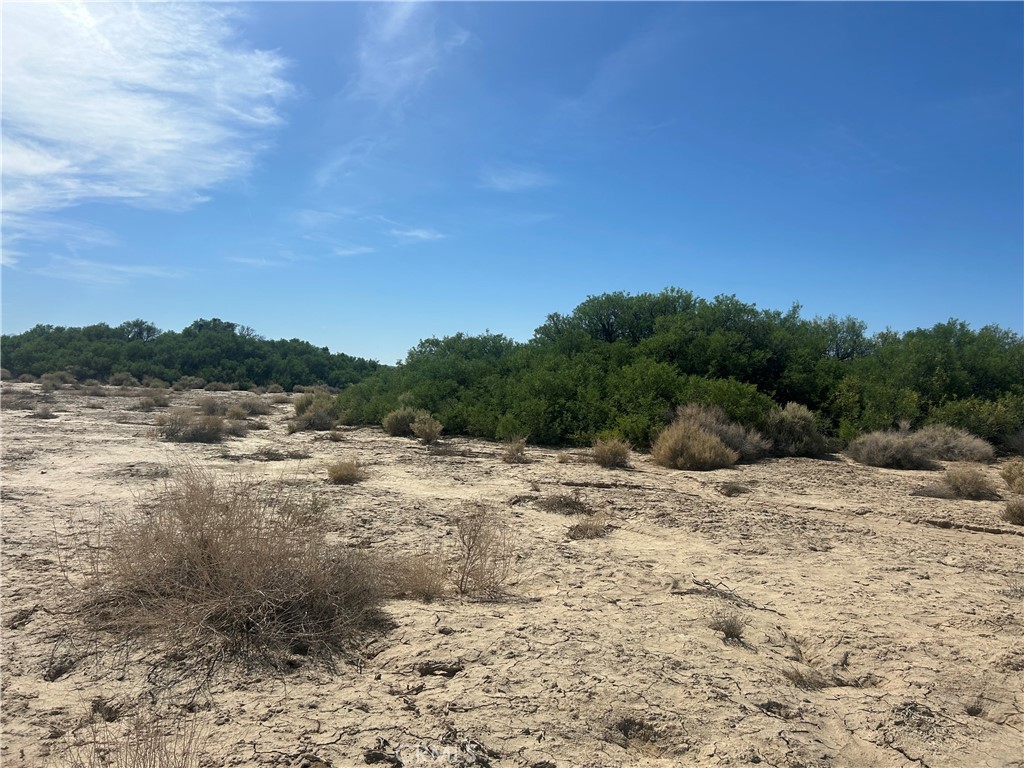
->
left=2, top=383, right=1022, bottom=768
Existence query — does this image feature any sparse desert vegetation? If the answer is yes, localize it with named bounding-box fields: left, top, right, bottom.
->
left=651, top=416, right=739, bottom=470
left=327, top=459, right=368, bottom=485
left=2, top=375, right=1021, bottom=767
left=848, top=425, right=995, bottom=469
left=592, top=437, right=632, bottom=468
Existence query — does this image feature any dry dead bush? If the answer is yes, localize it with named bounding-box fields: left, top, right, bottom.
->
left=327, top=460, right=368, bottom=485
left=913, top=465, right=1000, bottom=501
left=556, top=452, right=571, bottom=464
left=195, top=397, right=227, bottom=416
left=172, top=376, right=206, bottom=391
left=501, top=437, right=529, bottom=464
left=593, top=438, right=631, bottom=468
left=31, top=405, right=58, bottom=419
left=381, top=407, right=423, bottom=437
left=84, top=385, right=108, bottom=397
left=225, top=404, right=248, bottom=420
left=536, top=493, right=592, bottom=516
left=391, top=550, right=448, bottom=602
left=781, top=664, right=829, bottom=691
left=765, top=402, right=828, bottom=457
left=157, top=411, right=225, bottom=443
left=652, top=420, right=738, bottom=471
left=676, top=404, right=770, bottom=462
left=86, top=468, right=385, bottom=663
left=203, top=381, right=235, bottom=392
left=942, top=465, right=1000, bottom=500
left=708, top=609, right=748, bottom=641
left=0, top=367, right=11, bottom=381
left=411, top=412, right=444, bottom=444
left=1003, top=498, right=1024, bottom=526
left=54, top=709, right=206, bottom=768
left=567, top=514, right=610, bottom=540
left=1000, top=459, right=1024, bottom=494
left=237, top=397, right=271, bottom=416
left=850, top=425, right=993, bottom=470
left=270, top=393, right=292, bottom=405
left=452, top=504, right=514, bottom=596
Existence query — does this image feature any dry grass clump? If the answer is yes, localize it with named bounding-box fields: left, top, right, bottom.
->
left=0, top=368, right=11, bottom=381
left=17, top=373, right=38, bottom=383
left=411, top=412, right=444, bottom=444
left=849, top=425, right=994, bottom=469
left=83, top=385, right=108, bottom=397
left=567, top=514, right=610, bottom=540
left=381, top=406, right=424, bottom=437
left=501, top=437, right=530, bottom=464
left=390, top=550, right=448, bottom=602
left=270, top=393, right=292, bottom=405
left=651, top=418, right=738, bottom=471
left=452, top=504, right=514, bottom=596
left=708, top=609, right=748, bottom=641
left=203, top=381, right=235, bottom=392
left=536, top=493, right=592, bottom=516
left=30, top=405, right=58, bottom=419
left=235, top=397, right=271, bottom=417
left=1002, top=498, right=1024, bottom=526
left=593, top=438, right=632, bottom=468
left=327, top=459, right=368, bottom=485
left=675, top=404, right=770, bottom=462
left=55, top=709, right=207, bottom=768
left=781, top=664, right=829, bottom=691
left=86, top=468, right=385, bottom=663
left=142, top=376, right=170, bottom=389
left=109, top=372, right=141, bottom=387
left=156, top=411, right=225, bottom=443
left=765, top=402, right=828, bottom=457
left=1000, top=459, right=1024, bottom=494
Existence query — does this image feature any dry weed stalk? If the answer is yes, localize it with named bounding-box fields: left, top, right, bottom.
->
left=452, top=504, right=514, bottom=596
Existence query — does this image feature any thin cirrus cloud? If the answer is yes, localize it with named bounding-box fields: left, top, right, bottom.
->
left=1, top=2, right=291, bottom=264
left=479, top=166, right=557, bottom=193
left=390, top=228, right=445, bottom=243
left=348, top=3, right=470, bottom=106
left=32, top=256, right=184, bottom=286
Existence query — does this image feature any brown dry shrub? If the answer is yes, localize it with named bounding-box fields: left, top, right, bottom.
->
left=196, top=397, right=227, bottom=416
left=157, top=411, right=224, bottom=443
left=327, top=460, right=368, bottom=485
left=203, top=382, right=235, bottom=392
left=31, top=405, right=58, bottom=419
left=0, top=368, right=12, bottom=381
left=86, top=469, right=385, bottom=663
left=781, top=664, right=829, bottom=691
left=391, top=550, right=448, bottom=602
left=1000, top=459, right=1024, bottom=494
left=172, top=376, right=206, bottom=391
left=108, top=372, right=140, bottom=387
left=676, top=404, right=770, bottom=462
left=501, top=437, right=529, bottom=464
left=593, top=438, right=632, bottom=468
left=451, top=504, right=514, bottom=596
left=536, top=493, right=592, bottom=516
left=651, top=420, right=738, bottom=471
left=850, top=426, right=994, bottom=469
left=270, top=393, right=292, bottom=405
left=1003, top=498, right=1024, bottom=526
left=914, top=465, right=1000, bottom=501
left=411, top=412, right=444, bottom=444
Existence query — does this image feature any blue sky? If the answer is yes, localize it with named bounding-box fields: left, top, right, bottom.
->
left=2, top=2, right=1021, bottom=364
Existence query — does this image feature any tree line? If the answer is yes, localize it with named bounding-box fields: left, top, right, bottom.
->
left=3, top=289, right=1021, bottom=449
left=0, top=318, right=379, bottom=391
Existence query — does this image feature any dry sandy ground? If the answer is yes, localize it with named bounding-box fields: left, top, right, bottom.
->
left=2, top=383, right=1022, bottom=768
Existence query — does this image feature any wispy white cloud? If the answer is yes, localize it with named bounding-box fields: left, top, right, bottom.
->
left=226, top=256, right=290, bottom=268
left=479, top=165, right=556, bottom=193
left=32, top=256, right=184, bottom=286
left=391, top=228, right=445, bottom=242
left=333, top=246, right=375, bottom=257
left=349, top=3, right=469, bottom=106
left=2, top=2, right=291, bottom=247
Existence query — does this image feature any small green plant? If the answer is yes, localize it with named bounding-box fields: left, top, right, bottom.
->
left=327, top=460, right=368, bottom=485
left=1000, top=459, right=1024, bottom=494
left=411, top=412, right=444, bottom=444
left=593, top=438, right=631, bottom=468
